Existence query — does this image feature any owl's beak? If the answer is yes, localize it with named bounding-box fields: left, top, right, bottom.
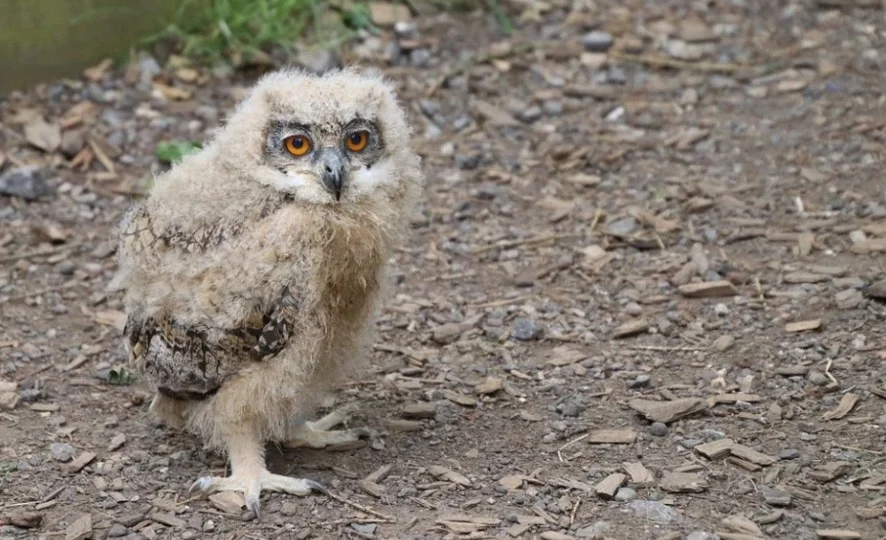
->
left=319, top=149, right=347, bottom=201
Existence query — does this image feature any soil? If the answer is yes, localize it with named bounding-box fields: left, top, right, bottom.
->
left=2, top=1, right=886, bottom=539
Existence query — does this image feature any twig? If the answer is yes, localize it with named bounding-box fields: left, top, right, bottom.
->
left=470, top=294, right=533, bottom=309
left=609, top=52, right=743, bottom=73
left=0, top=242, right=85, bottom=264
left=473, top=233, right=583, bottom=255
left=557, top=433, right=589, bottom=462
left=0, top=501, right=39, bottom=510
left=569, top=498, right=581, bottom=526
left=627, top=345, right=705, bottom=352
left=324, top=489, right=395, bottom=522
left=824, top=358, right=839, bottom=386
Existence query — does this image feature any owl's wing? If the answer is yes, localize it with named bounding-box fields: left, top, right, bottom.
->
left=124, top=285, right=300, bottom=400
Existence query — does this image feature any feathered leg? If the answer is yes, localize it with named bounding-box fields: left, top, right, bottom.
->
left=284, top=405, right=370, bottom=449
left=188, top=422, right=325, bottom=518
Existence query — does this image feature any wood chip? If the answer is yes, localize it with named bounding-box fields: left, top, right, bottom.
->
left=726, top=456, right=761, bottom=472
left=588, top=429, right=637, bottom=444
left=823, top=393, right=858, bottom=420
left=65, top=513, right=93, bottom=540
left=107, top=433, right=126, bottom=451
left=721, top=515, right=763, bottom=536
left=67, top=452, right=96, bottom=474
left=729, top=444, right=777, bottom=466
left=622, top=462, right=654, bottom=485
left=628, top=398, right=708, bottom=423
left=401, top=402, right=437, bottom=419
left=816, top=530, right=861, bottom=539
left=660, top=472, right=708, bottom=493
left=694, top=438, right=734, bottom=459
left=442, top=390, right=477, bottom=408
left=594, top=473, right=626, bottom=499
left=612, top=318, right=649, bottom=338
left=428, top=465, right=471, bottom=486
left=499, top=475, right=525, bottom=490
left=679, top=280, right=738, bottom=298
left=785, top=319, right=822, bottom=332
left=208, top=491, right=244, bottom=514
left=475, top=376, right=503, bottom=395
left=24, top=118, right=61, bottom=153
left=151, top=512, right=187, bottom=528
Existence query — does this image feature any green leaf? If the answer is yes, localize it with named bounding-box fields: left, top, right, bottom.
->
left=155, top=140, right=202, bottom=164
left=108, top=367, right=135, bottom=386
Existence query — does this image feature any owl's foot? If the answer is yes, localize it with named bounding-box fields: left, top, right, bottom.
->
left=188, top=470, right=326, bottom=519
left=284, top=404, right=371, bottom=450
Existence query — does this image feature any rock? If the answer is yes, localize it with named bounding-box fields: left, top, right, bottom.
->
left=761, top=486, right=792, bottom=506
left=630, top=374, right=652, bottom=388
left=582, top=31, right=614, bottom=52
left=556, top=397, right=585, bottom=417
left=410, top=49, right=431, bottom=68
left=607, top=216, right=638, bottom=236
left=296, top=49, right=340, bottom=74
left=0, top=167, right=51, bottom=201
left=106, top=524, right=128, bottom=538
left=518, top=106, right=543, bottom=123
left=686, top=533, right=719, bottom=540
left=614, top=487, right=637, bottom=502
left=575, top=522, right=610, bottom=538
left=50, top=442, right=74, bottom=462
left=512, top=318, right=544, bottom=341
left=370, top=2, right=411, bottom=26
left=779, top=448, right=800, bottom=460
left=628, top=500, right=681, bottom=523
left=807, top=371, right=829, bottom=386
left=352, top=523, right=377, bottom=535
left=650, top=422, right=668, bottom=437
left=660, top=472, right=708, bottom=493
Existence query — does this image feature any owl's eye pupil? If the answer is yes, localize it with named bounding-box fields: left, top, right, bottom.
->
left=350, top=133, right=361, bottom=144
left=292, top=138, right=304, bottom=148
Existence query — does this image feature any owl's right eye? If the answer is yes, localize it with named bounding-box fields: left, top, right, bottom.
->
left=284, top=135, right=312, bottom=157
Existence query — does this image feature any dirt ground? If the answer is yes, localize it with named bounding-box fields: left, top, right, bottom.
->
left=2, top=1, right=886, bottom=539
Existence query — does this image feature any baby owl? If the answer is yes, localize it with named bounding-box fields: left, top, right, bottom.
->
left=109, top=68, right=423, bottom=517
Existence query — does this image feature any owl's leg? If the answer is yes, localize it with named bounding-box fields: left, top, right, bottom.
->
left=284, top=404, right=371, bottom=449
left=188, top=424, right=325, bottom=518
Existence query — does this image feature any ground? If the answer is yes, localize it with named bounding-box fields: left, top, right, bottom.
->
left=1, top=1, right=886, bottom=539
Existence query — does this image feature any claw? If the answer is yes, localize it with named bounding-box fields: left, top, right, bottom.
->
left=246, top=494, right=261, bottom=521
left=188, top=476, right=213, bottom=496
left=304, top=479, right=329, bottom=495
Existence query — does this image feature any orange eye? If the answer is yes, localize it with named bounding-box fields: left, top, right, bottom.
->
left=284, top=135, right=311, bottom=157
left=346, top=131, right=369, bottom=152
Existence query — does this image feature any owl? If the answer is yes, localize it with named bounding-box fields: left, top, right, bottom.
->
left=109, top=67, right=423, bottom=517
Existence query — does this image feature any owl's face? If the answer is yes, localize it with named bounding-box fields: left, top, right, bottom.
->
left=217, top=68, right=419, bottom=206
left=262, top=116, right=386, bottom=202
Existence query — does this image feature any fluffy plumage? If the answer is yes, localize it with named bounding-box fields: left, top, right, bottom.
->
left=109, top=67, right=422, bottom=515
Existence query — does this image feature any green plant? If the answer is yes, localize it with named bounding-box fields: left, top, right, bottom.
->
left=155, top=140, right=202, bottom=164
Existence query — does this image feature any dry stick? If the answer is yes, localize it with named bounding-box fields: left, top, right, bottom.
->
left=473, top=233, right=584, bottom=255
left=609, top=52, right=744, bottom=73
left=0, top=242, right=85, bottom=264
left=324, top=489, right=395, bottom=522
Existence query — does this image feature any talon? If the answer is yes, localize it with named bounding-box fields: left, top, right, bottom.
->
left=246, top=496, right=261, bottom=521
left=305, top=479, right=329, bottom=495
left=188, top=476, right=213, bottom=496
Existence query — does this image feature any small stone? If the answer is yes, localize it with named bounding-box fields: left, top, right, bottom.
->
left=352, top=523, right=378, bottom=535
left=779, top=448, right=800, bottom=460
left=582, top=31, right=614, bottom=52
left=296, top=49, right=340, bottom=74
left=512, top=318, right=544, bottom=341
left=410, top=48, right=431, bottom=68
left=106, top=524, right=128, bottom=538
left=650, top=422, right=668, bottom=437
left=714, top=303, right=730, bottom=316
left=686, top=533, right=718, bottom=540
left=614, top=487, right=637, bottom=502
left=50, top=442, right=74, bottom=462
left=0, top=167, right=51, bottom=201
left=807, top=371, right=829, bottom=386
left=607, top=216, right=638, bottom=236
left=628, top=500, right=681, bottom=523
left=630, top=374, right=652, bottom=388
left=518, top=106, right=543, bottom=124
left=761, top=486, right=792, bottom=506
left=556, top=397, right=585, bottom=418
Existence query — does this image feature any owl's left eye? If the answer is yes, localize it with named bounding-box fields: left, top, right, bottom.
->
left=345, top=131, right=369, bottom=152
left=284, top=135, right=312, bottom=157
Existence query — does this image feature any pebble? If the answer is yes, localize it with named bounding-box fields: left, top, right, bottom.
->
left=629, top=374, right=652, bottom=388
left=352, top=523, right=377, bottom=535
left=49, top=442, right=74, bottom=462
left=582, top=31, right=614, bottom=52
left=686, top=533, right=719, bottom=540
left=296, top=49, right=340, bottom=74
left=0, top=167, right=51, bottom=201
left=614, top=487, right=637, bottom=502
left=518, top=106, right=543, bottom=124
left=779, top=448, right=800, bottom=460
left=761, top=486, right=792, bottom=506
left=628, top=500, right=681, bottom=523
left=410, top=49, right=432, bottom=68
left=607, top=216, right=638, bottom=236
left=650, top=422, right=668, bottom=437
left=106, top=524, right=128, bottom=538
left=556, top=397, right=585, bottom=418
left=807, top=371, right=829, bottom=386
left=714, top=303, right=730, bottom=316
left=512, top=318, right=544, bottom=341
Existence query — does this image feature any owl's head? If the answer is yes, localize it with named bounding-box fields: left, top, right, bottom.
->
left=213, top=67, right=421, bottom=206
